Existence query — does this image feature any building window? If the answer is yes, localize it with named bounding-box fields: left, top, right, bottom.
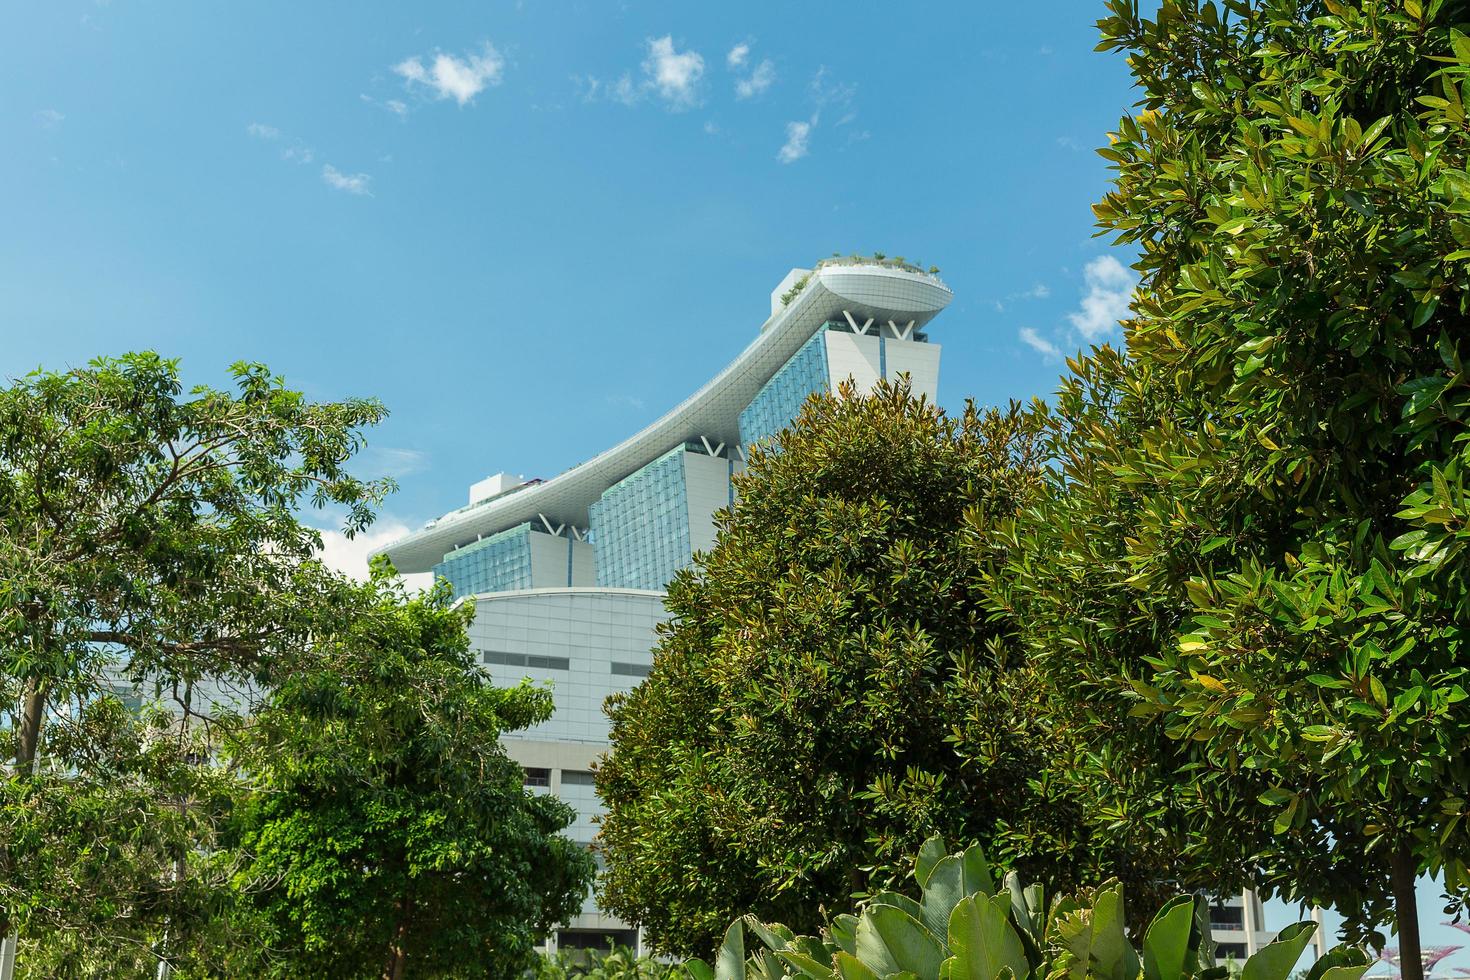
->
left=483, top=650, right=569, bottom=671
left=557, top=929, right=638, bottom=951
left=1208, top=905, right=1244, bottom=930
left=610, top=661, right=651, bottom=678
left=561, top=770, right=597, bottom=786
left=1215, top=943, right=1248, bottom=963
left=523, top=767, right=551, bottom=788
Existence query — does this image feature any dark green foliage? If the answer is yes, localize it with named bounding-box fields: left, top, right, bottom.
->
left=230, top=568, right=595, bottom=979
left=598, top=381, right=1172, bottom=957
left=995, top=0, right=1470, bottom=968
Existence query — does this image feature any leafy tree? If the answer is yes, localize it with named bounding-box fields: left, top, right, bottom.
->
left=597, top=382, right=1174, bottom=957
left=997, top=3, right=1470, bottom=978
left=4, top=697, right=254, bottom=979
left=0, top=353, right=389, bottom=962
left=231, top=567, right=595, bottom=980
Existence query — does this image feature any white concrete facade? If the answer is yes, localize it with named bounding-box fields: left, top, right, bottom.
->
left=469, top=587, right=667, bottom=948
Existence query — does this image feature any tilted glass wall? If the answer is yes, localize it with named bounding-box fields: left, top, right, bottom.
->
left=589, top=447, right=691, bottom=591
left=738, top=326, right=833, bottom=447
left=432, top=522, right=533, bottom=598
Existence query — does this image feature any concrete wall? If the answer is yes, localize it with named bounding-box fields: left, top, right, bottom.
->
left=683, top=451, right=734, bottom=558
left=824, top=331, right=883, bottom=391
left=528, top=530, right=596, bottom=589
left=884, top=337, right=941, bottom=402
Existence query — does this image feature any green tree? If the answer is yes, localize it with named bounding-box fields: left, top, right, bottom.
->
left=232, top=567, right=595, bottom=980
left=997, top=3, right=1470, bottom=978
left=597, top=382, right=1173, bottom=957
left=0, top=353, right=389, bottom=964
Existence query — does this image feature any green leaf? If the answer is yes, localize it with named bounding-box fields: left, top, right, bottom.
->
left=831, top=915, right=859, bottom=957
left=946, top=894, right=1030, bottom=980
left=922, top=855, right=968, bottom=941
left=1304, top=944, right=1373, bottom=980
left=960, top=843, right=996, bottom=898
left=1242, top=921, right=1317, bottom=980
left=916, top=836, right=949, bottom=888
left=1143, top=896, right=1196, bottom=980
left=834, top=952, right=880, bottom=980
left=717, top=919, right=747, bottom=980
left=857, top=905, right=946, bottom=978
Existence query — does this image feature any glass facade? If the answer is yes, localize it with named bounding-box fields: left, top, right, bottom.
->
left=433, top=522, right=533, bottom=597
left=738, top=326, right=833, bottom=447
left=589, top=447, right=691, bottom=590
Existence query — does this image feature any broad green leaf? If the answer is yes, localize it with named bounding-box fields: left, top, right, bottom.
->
left=961, top=844, right=996, bottom=898
left=917, top=836, right=949, bottom=887
left=946, top=894, right=1030, bottom=980
left=923, top=855, right=968, bottom=942
left=688, top=960, right=716, bottom=980
left=717, top=919, right=747, bottom=980
left=746, top=915, right=795, bottom=952
left=831, top=915, right=859, bottom=957
left=777, top=947, right=837, bottom=980
left=834, top=953, right=879, bottom=980
left=872, top=891, right=926, bottom=923
left=1304, top=944, right=1373, bottom=980
left=1241, top=921, right=1317, bottom=980
left=1087, top=884, right=1135, bottom=980
left=1143, top=895, right=1195, bottom=980
left=857, top=905, right=946, bottom=978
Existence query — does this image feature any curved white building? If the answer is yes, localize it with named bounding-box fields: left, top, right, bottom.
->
left=377, top=258, right=952, bottom=951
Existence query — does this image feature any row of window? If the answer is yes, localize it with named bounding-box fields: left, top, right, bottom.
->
left=589, top=447, right=693, bottom=591
left=481, top=650, right=651, bottom=677
left=482, top=650, right=571, bottom=671
left=522, top=767, right=597, bottom=788
left=739, top=327, right=832, bottom=447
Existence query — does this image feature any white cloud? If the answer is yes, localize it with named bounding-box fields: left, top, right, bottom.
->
left=316, top=519, right=433, bottom=592
left=394, top=42, right=505, bottom=106
left=362, top=446, right=429, bottom=479
left=642, top=35, right=704, bottom=108
left=727, top=43, right=749, bottom=69
left=1068, top=255, right=1135, bottom=339
left=703, top=120, right=721, bottom=135
left=1019, top=327, right=1062, bottom=360
left=36, top=108, right=65, bottom=130
left=322, top=164, right=372, bottom=196
left=777, top=120, right=811, bottom=163
left=809, top=66, right=856, bottom=112
left=611, top=73, right=639, bottom=106
left=735, top=58, right=775, bottom=99
left=361, top=94, right=410, bottom=117
left=247, top=123, right=314, bottom=164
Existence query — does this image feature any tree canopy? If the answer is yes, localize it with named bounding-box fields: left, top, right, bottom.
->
left=231, top=567, right=595, bottom=980
left=0, top=352, right=391, bottom=963
left=597, top=382, right=1174, bottom=957
left=994, top=2, right=1470, bottom=976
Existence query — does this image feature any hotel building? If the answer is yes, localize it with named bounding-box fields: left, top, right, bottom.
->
left=378, top=258, right=951, bottom=949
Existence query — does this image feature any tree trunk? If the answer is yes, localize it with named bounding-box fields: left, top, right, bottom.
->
left=1, top=679, right=48, bottom=978
left=15, top=679, right=47, bottom=775
left=381, top=896, right=412, bottom=980
left=1391, top=843, right=1423, bottom=980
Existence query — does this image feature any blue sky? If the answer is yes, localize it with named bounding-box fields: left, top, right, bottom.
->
left=2, top=1, right=1465, bottom=962
left=2, top=0, right=1133, bottom=536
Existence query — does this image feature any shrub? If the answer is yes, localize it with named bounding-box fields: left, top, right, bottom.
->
left=692, top=838, right=1371, bottom=980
